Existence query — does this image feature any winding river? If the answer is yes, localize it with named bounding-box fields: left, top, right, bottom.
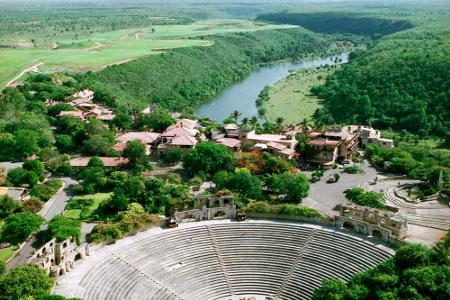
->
left=195, top=53, right=349, bottom=122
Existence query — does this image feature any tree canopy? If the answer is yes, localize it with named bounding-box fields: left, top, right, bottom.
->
left=183, top=142, right=234, bottom=177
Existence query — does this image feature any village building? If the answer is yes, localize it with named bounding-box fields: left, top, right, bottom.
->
left=58, top=110, right=84, bottom=120
left=83, top=106, right=116, bottom=121
left=69, top=157, right=129, bottom=168
left=345, top=125, right=394, bottom=148
left=141, top=104, right=157, bottom=115
left=215, top=137, right=241, bottom=151
left=241, top=130, right=297, bottom=159
left=114, top=131, right=161, bottom=155
left=157, top=119, right=200, bottom=155
left=65, top=89, right=94, bottom=103
left=306, top=128, right=359, bottom=166
left=223, top=123, right=240, bottom=138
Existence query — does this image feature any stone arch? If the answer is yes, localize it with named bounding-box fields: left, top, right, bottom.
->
left=75, top=253, right=83, bottom=261
left=342, top=221, right=355, bottom=230
left=371, top=229, right=383, bottom=239
left=184, top=213, right=195, bottom=220
left=213, top=210, right=226, bottom=219
left=59, top=268, right=65, bottom=276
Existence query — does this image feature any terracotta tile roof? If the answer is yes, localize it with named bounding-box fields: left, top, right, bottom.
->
left=307, top=138, right=341, bottom=147
left=224, top=123, right=239, bottom=130
left=69, top=157, right=129, bottom=167
left=162, top=126, right=197, bottom=137
left=267, top=141, right=287, bottom=151
left=170, top=135, right=197, bottom=146
left=58, top=110, right=84, bottom=118
left=175, top=119, right=198, bottom=129
left=96, top=114, right=116, bottom=121
left=215, top=138, right=241, bottom=149
left=246, top=130, right=294, bottom=143
left=117, top=132, right=160, bottom=144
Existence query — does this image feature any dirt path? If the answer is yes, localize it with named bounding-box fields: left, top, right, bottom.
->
left=6, top=63, right=43, bottom=87
left=135, top=32, right=141, bottom=40
left=50, top=41, right=58, bottom=50
left=87, top=41, right=104, bottom=51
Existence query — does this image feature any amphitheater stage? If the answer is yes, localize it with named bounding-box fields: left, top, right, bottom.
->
left=53, top=220, right=394, bottom=300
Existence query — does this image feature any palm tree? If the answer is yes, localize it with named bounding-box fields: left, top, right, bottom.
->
left=230, top=110, right=241, bottom=121
left=250, top=116, right=259, bottom=129
left=300, top=118, right=311, bottom=133
left=241, top=117, right=249, bottom=128
left=275, top=117, right=285, bottom=132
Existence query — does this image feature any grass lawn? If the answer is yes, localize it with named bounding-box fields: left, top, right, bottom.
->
left=0, top=20, right=296, bottom=88
left=63, top=193, right=111, bottom=221
left=262, top=67, right=335, bottom=124
left=0, top=246, right=18, bottom=263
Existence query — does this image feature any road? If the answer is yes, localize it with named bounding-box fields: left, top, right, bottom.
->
left=302, top=161, right=378, bottom=217
left=6, top=176, right=79, bottom=268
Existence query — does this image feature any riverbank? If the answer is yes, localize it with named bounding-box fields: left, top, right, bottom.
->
left=196, top=53, right=348, bottom=122
left=85, top=28, right=362, bottom=112
left=261, top=66, right=337, bottom=124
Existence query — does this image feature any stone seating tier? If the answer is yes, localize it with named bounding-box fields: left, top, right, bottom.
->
left=54, top=222, right=393, bottom=300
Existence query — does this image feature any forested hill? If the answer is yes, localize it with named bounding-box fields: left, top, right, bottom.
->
left=82, top=28, right=357, bottom=111
left=256, top=12, right=414, bottom=38
left=312, top=18, right=450, bottom=137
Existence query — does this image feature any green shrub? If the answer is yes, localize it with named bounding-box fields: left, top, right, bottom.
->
left=29, top=180, right=63, bottom=202
left=87, top=223, right=122, bottom=243
left=345, top=188, right=386, bottom=210
left=0, top=264, right=54, bottom=299
left=345, top=166, right=363, bottom=174
left=66, top=198, right=94, bottom=210
left=48, top=215, right=81, bottom=244
left=244, top=201, right=321, bottom=218
left=312, top=169, right=325, bottom=178
left=277, top=204, right=322, bottom=218
left=0, top=211, right=45, bottom=245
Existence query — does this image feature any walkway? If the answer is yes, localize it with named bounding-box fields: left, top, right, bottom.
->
left=7, top=177, right=79, bottom=268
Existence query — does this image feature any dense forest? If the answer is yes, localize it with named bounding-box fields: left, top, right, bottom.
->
left=256, top=12, right=414, bottom=38
left=83, top=27, right=359, bottom=111
left=311, top=18, right=450, bottom=137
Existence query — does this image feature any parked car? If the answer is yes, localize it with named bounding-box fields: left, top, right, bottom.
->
left=326, top=177, right=337, bottom=184
left=341, top=159, right=352, bottom=166
left=310, top=176, right=320, bottom=183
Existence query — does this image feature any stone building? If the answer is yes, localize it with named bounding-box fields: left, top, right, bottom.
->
left=345, top=125, right=394, bottom=148
left=306, top=128, right=359, bottom=166
left=29, top=237, right=89, bottom=277
left=174, top=194, right=236, bottom=223
left=335, top=203, right=408, bottom=244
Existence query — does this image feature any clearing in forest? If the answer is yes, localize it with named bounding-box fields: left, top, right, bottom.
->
left=263, top=67, right=335, bottom=124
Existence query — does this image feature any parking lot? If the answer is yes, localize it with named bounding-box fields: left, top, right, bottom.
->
left=301, top=161, right=378, bottom=217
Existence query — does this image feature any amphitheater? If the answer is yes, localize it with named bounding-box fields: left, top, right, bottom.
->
left=54, top=220, right=394, bottom=300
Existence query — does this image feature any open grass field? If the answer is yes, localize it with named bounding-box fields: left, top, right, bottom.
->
left=262, top=67, right=336, bottom=124
left=63, top=193, right=111, bottom=220
left=0, top=20, right=296, bottom=88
